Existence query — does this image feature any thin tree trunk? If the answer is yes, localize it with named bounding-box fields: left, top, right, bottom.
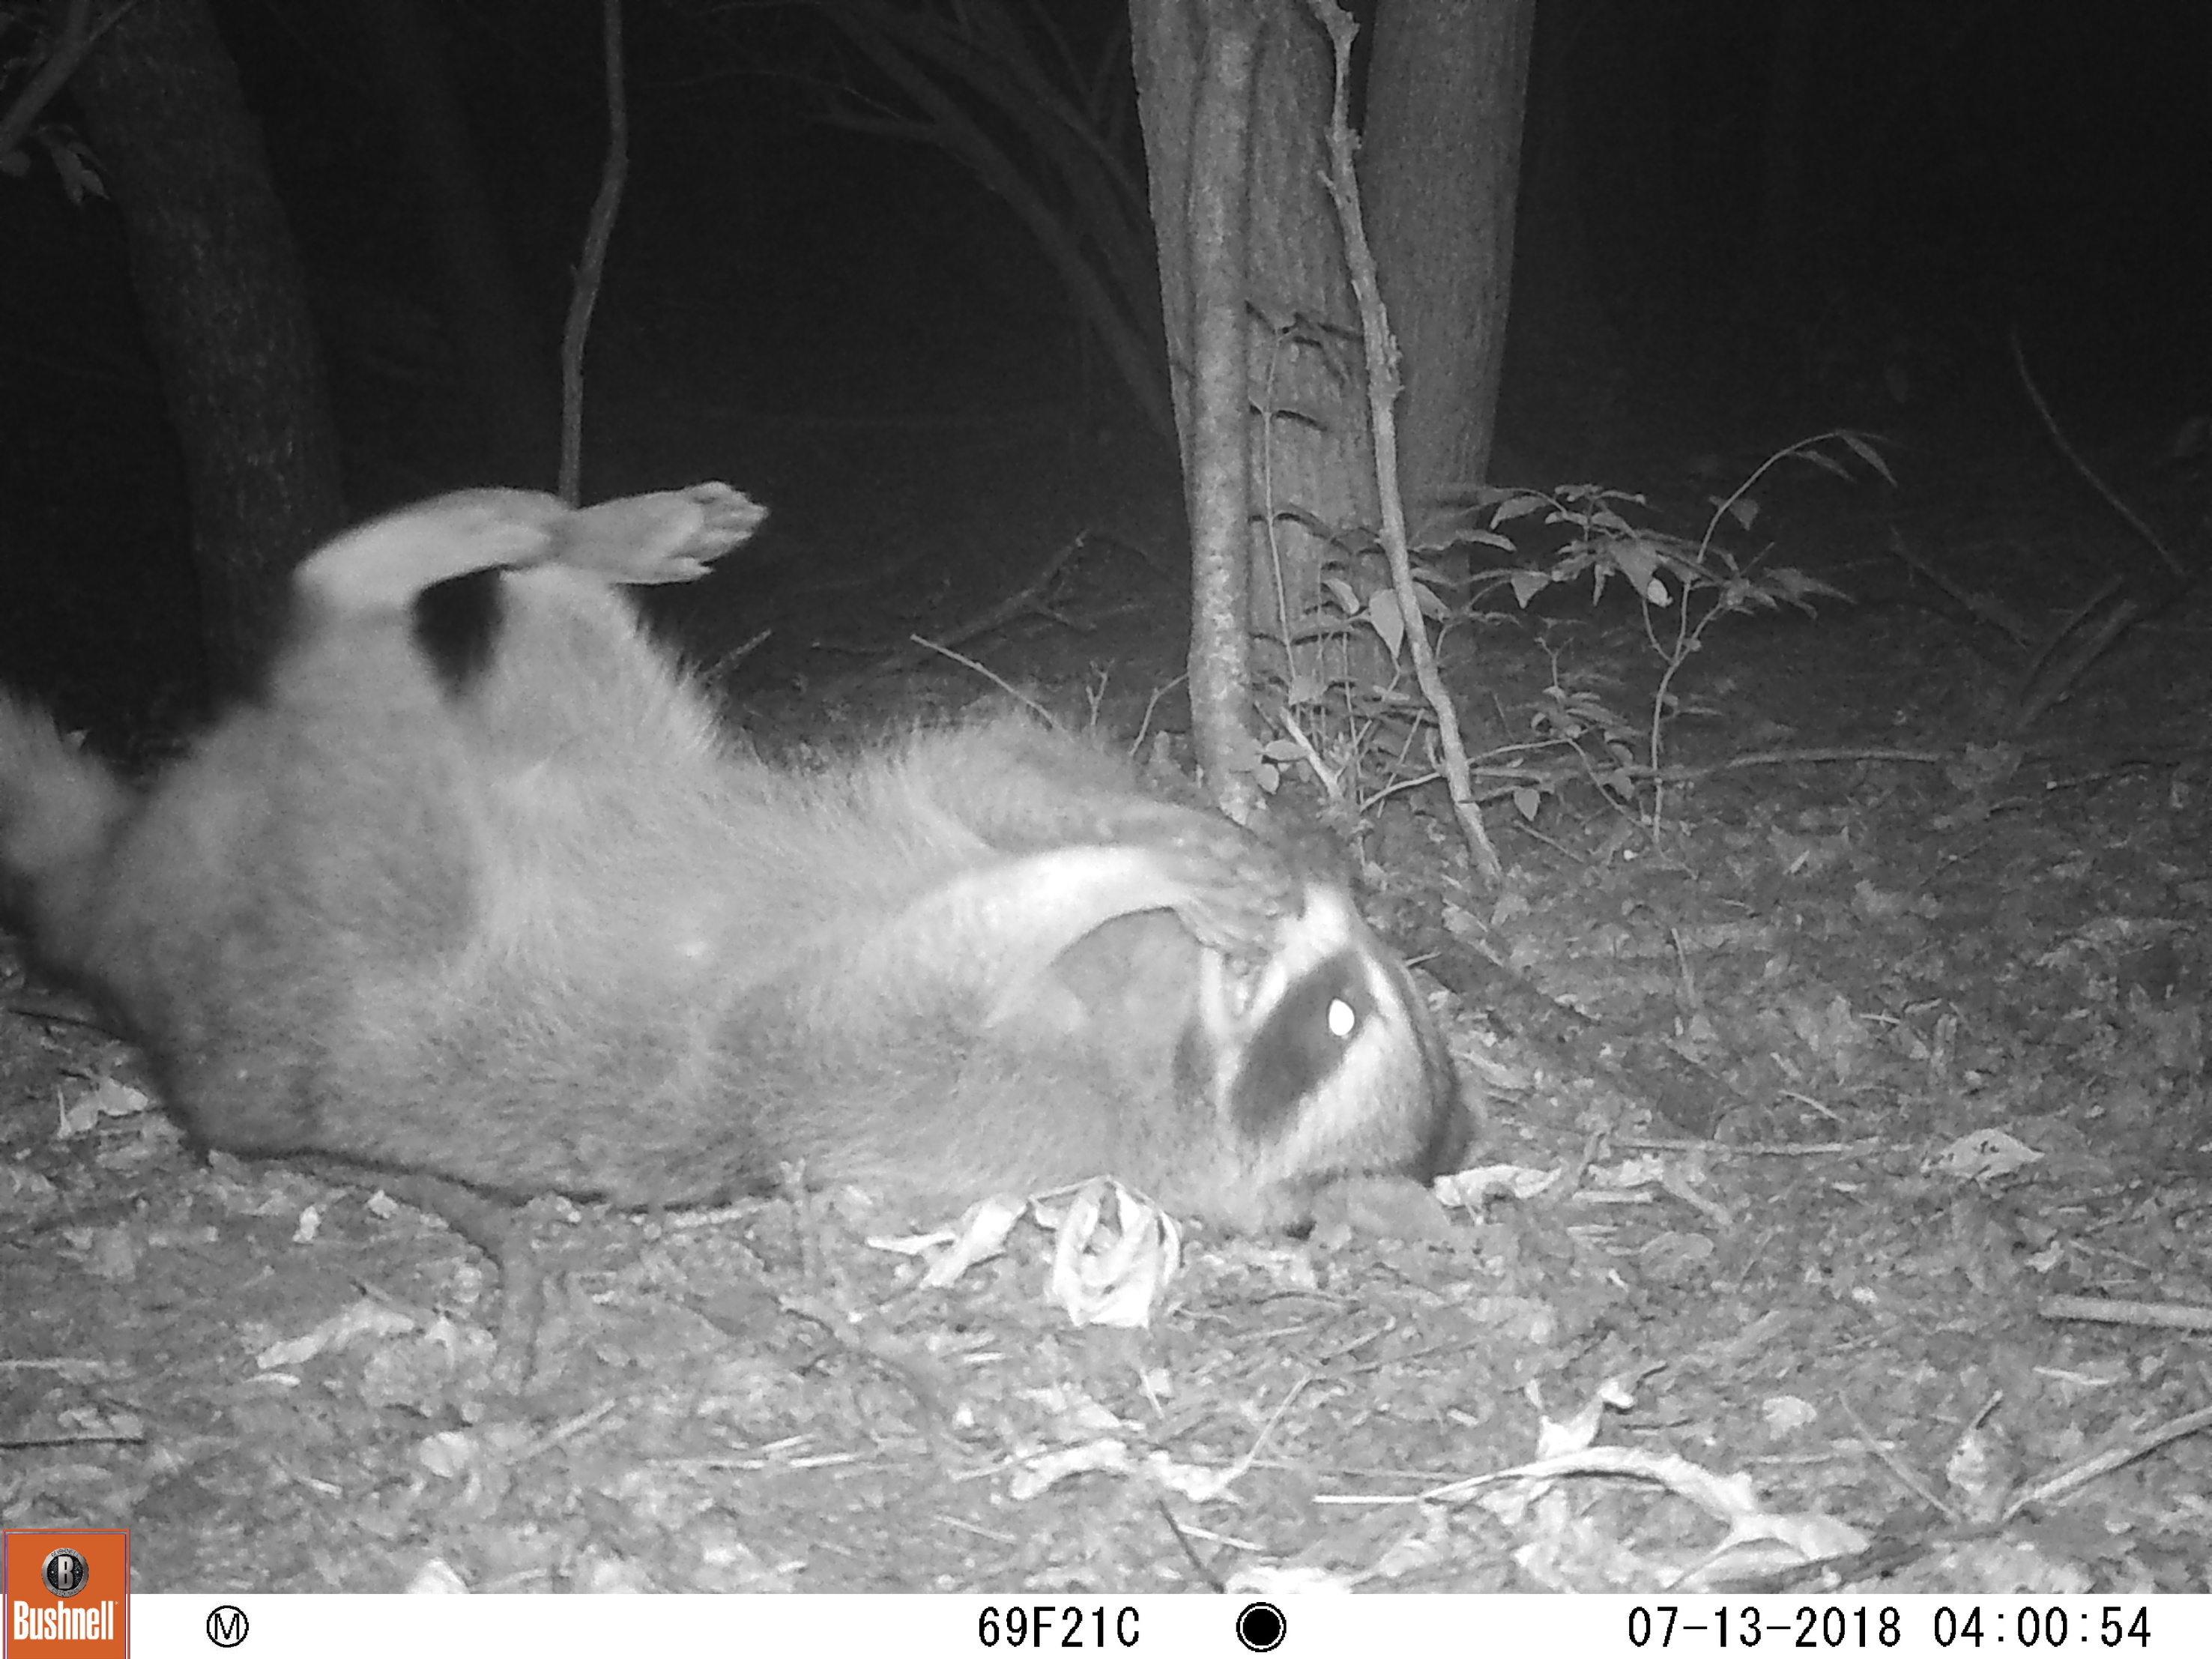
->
left=1130, top=0, right=1200, bottom=447
left=1132, top=0, right=1375, bottom=704
left=1182, top=0, right=1263, bottom=815
left=1364, top=0, right=1534, bottom=540
left=65, top=0, right=345, bottom=690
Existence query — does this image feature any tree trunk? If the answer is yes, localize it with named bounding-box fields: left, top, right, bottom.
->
left=348, top=0, right=557, bottom=489
left=1129, top=0, right=1198, bottom=441
left=1364, top=0, right=1534, bottom=540
left=1179, top=0, right=1263, bottom=815
left=1131, top=0, right=1374, bottom=704
left=65, top=0, right=345, bottom=691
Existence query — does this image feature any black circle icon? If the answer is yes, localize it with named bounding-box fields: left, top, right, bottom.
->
left=1236, top=1600, right=1287, bottom=1652
left=208, top=1604, right=251, bottom=1648
left=40, top=1549, right=89, bottom=1598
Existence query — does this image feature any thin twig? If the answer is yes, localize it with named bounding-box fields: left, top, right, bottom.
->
left=1655, top=746, right=1951, bottom=782
left=2001, top=1403, right=2212, bottom=1523
left=823, top=532, right=1089, bottom=693
left=559, top=0, right=629, bottom=504
left=0, top=0, right=133, bottom=166
left=2011, top=329, right=2185, bottom=582
left=1884, top=528, right=2032, bottom=647
left=1305, top=0, right=1500, bottom=883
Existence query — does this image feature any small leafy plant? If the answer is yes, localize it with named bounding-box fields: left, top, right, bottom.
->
left=1264, top=432, right=1889, bottom=841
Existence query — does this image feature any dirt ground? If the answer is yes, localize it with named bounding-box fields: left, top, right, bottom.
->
left=2, top=407, right=2208, bottom=1596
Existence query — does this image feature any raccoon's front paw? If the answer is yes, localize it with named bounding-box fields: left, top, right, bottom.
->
left=558, top=483, right=768, bottom=585
left=1142, top=818, right=1303, bottom=961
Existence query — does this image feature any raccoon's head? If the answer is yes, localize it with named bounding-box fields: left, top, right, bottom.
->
left=1176, top=880, right=1474, bottom=1230
left=934, top=833, right=1472, bottom=1233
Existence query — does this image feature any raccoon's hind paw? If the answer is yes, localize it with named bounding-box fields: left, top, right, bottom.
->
left=558, top=483, right=767, bottom=586
left=679, top=482, right=770, bottom=549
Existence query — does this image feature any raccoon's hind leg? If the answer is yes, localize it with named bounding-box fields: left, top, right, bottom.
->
left=293, top=483, right=764, bottom=617
left=294, top=489, right=569, bottom=615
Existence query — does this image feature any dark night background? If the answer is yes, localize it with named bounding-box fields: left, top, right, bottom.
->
left=1, top=0, right=2205, bottom=734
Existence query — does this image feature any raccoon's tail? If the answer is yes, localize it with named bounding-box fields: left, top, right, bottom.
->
left=0, top=694, right=133, bottom=948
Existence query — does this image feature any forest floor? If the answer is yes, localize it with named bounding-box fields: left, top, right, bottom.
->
left=2, top=396, right=2209, bottom=1598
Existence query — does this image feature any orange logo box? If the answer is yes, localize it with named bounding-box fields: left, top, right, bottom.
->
left=2, top=1532, right=128, bottom=1659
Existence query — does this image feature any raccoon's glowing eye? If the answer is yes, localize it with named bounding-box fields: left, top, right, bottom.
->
left=1327, top=997, right=1357, bottom=1039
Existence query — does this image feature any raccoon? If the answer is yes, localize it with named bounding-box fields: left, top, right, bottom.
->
left=0, top=486, right=1472, bottom=1232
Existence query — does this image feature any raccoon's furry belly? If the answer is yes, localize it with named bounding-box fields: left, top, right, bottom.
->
left=0, top=486, right=1472, bottom=1231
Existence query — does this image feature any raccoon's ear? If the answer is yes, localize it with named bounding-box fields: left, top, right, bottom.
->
left=853, top=842, right=1223, bottom=1018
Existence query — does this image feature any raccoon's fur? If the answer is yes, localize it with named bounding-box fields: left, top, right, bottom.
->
left=0, top=486, right=1472, bottom=1231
